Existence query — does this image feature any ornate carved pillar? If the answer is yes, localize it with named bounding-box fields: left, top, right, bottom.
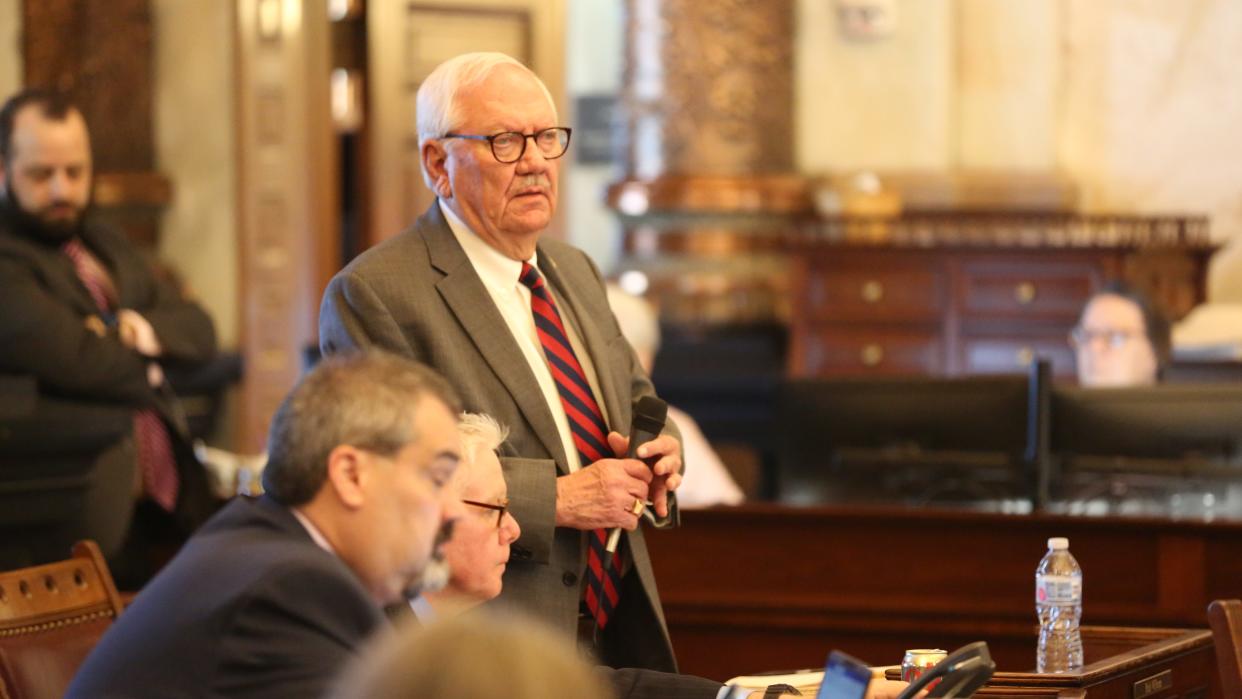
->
left=607, top=0, right=809, bottom=324
left=235, top=0, right=337, bottom=450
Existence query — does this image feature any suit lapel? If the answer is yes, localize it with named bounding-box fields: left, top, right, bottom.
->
left=537, top=248, right=626, bottom=435
left=79, top=226, right=130, bottom=307
left=23, top=235, right=102, bottom=316
left=421, top=206, right=568, bottom=468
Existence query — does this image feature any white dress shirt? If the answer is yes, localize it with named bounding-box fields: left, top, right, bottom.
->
left=440, top=200, right=611, bottom=471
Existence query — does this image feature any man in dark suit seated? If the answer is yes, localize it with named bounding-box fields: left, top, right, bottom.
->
left=66, top=351, right=465, bottom=698
left=0, top=88, right=219, bottom=576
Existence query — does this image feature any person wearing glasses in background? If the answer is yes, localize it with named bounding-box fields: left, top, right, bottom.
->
left=407, top=412, right=521, bottom=619
left=1070, top=282, right=1172, bottom=387
left=319, top=52, right=737, bottom=698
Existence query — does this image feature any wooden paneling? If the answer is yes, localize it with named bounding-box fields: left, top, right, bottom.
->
left=23, top=0, right=154, bottom=171
left=234, top=0, right=337, bottom=450
left=644, top=504, right=1241, bottom=685
left=799, top=326, right=943, bottom=376
left=958, top=258, right=1099, bottom=318
left=21, top=0, right=171, bottom=248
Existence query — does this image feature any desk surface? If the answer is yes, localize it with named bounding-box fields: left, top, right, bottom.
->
left=645, top=503, right=1235, bottom=695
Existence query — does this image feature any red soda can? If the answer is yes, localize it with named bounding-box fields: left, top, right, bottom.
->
left=901, top=648, right=947, bottom=685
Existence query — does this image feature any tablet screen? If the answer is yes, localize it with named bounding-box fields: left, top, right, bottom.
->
left=815, top=650, right=871, bottom=699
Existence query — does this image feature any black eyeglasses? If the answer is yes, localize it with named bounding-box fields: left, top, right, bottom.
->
left=462, top=498, right=510, bottom=528
left=441, top=127, right=572, bottom=163
left=1069, top=326, right=1143, bottom=350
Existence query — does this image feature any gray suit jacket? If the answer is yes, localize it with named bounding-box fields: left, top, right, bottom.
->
left=319, top=203, right=687, bottom=675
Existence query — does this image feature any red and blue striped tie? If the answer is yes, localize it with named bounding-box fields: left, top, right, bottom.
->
left=519, top=262, right=623, bottom=629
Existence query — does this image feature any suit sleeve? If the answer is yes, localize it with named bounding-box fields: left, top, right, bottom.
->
left=0, top=257, right=157, bottom=405
left=319, top=270, right=417, bottom=358
left=139, top=280, right=217, bottom=363
left=500, top=456, right=558, bottom=564
left=215, top=561, right=383, bottom=699
left=95, top=225, right=216, bottom=363
left=604, top=667, right=725, bottom=699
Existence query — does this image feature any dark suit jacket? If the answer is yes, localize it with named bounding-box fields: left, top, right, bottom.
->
left=0, top=213, right=218, bottom=523
left=66, top=496, right=386, bottom=699
left=319, top=204, right=702, bottom=682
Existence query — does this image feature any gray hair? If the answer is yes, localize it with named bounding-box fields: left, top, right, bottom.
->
left=262, top=351, right=462, bottom=505
left=453, top=412, right=509, bottom=493
left=328, top=609, right=615, bottom=699
left=415, top=52, right=558, bottom=188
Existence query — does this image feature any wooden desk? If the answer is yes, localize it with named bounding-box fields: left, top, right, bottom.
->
left=882, top=627, right=1215, bottom=698
left=644, top=504, right=1238, bottom=692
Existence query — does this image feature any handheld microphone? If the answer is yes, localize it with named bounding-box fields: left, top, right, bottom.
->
left=605, top=396, right=668, bottom=558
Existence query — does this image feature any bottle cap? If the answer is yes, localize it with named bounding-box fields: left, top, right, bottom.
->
left=1048, top=537, right=1068, bottom=550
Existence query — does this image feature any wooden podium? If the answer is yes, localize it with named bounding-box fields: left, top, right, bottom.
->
left=883, top=627, right=1215, bottom=698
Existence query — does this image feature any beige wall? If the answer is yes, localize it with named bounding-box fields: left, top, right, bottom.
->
left=152, top=0, right=239, bottom=348
left=793, top=0, right=1242, bottom=301
left=796, top=0, right=955, bottom=172
left=565, top=0, right=624, bottom=272
left=0, top=0, right=20, bottom=103
left=1057, top=0, right=1242, bottom=301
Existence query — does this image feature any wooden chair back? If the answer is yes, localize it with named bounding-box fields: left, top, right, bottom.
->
left=0, top=540, right=125, bottom=699
left=1208, top=598, right=1242, bottom=698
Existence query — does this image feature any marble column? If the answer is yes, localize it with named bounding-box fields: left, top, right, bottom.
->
left=608, top=0, right=808, bottom=324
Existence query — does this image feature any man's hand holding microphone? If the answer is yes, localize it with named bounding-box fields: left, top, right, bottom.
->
left=553, top=397, right=680, bottom=540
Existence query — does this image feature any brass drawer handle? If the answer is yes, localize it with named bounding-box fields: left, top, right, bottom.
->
left=1016, top=347, right=1035, bottom=367
left=861, top=280, right=884, bottom=303
left=1014, top=282, right=1037, bottom=305
left=861, top=344, right=884, bottom=367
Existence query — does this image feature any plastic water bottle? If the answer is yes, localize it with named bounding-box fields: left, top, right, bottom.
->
left=1036, top=537, right=1083, bottom=673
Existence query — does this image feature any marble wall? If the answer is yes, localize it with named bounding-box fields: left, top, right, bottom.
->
left=152, top=0, right=238, bottom=347
left=0, top=0, right=20, bottom=113
left=1057, top=0, right=1242, bottom=301
left=793, top=0, right=1242, bottom=301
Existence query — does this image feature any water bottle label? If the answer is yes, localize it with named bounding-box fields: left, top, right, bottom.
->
left=1036, top=574, right=1081, bottom=605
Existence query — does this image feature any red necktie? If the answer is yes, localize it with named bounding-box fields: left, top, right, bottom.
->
left=519, top=262, right=624, bottom=629
left=63, top=239, right=179, bottom=512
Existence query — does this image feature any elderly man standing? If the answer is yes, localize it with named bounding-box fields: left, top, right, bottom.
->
left=67, top=352, right=463, bottom=698
left=320, top=52, right=686, bottom=681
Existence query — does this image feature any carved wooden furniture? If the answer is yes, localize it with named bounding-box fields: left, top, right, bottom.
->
left=1208, top=599, right=1242, bottom=698
left=787, top=214, right=1214, bottom=380
left=644, top=504, right=1241, bottom=686
left=0, top=540, right=125, bottom=699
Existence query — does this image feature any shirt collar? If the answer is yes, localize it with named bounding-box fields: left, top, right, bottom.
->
left=439, top=199, right=537, bottom=289
left=408, top=594, right=437, bottom=622
left=291, top=508, right=336, bottom=554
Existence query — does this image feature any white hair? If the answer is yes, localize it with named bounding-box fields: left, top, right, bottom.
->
left=454, top=412, right=509, bottom=493
left=606, top=284, right=661, bottom=360
left=416, top=52, right=558, bottom=189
